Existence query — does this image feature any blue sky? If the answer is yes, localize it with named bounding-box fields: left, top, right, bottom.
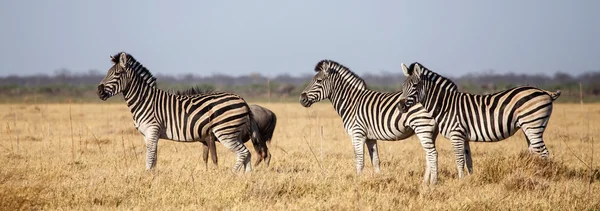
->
left=0, top=0, right=598, bottom=77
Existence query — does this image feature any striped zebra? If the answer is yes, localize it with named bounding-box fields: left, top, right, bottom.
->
left=97, top=52, right=263, bottom=172
left=396, top=62, right=561, bottom=178
left=299, top=60, right=440, bottom=184
left=171, top=86, right=276, bottom=167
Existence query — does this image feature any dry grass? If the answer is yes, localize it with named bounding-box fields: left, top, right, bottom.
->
left=0, top=102, right=599, bottom=210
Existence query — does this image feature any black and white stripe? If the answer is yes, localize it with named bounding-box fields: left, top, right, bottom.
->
left=171, top=87, right=276, bottom=168
left=397, top=62, right=561, bottom=178
left=300, top=60, right=439, bottom=184
left=97, top=52, right=263, bottom=172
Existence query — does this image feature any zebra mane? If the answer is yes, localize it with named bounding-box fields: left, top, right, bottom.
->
left=169, top=86, right=216, bottom=96
left=112, top=52, right=157, bottom=88
left=315, top=60, right=368, bottom=90
left=411, top=62, right=458, bottom=91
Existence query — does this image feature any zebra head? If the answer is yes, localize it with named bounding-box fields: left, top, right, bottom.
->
left=299, top=60, right=338, bottom=107
left=97, top=52, right=131, bottom=101
left=397, top=62, right=425, bottom=113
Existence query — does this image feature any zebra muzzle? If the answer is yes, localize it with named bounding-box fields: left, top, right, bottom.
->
left=97, top=84, right=109, bottom=101
left=397, top=99, right=408, bottom=113
left=299, top=93, right=312, bottom=107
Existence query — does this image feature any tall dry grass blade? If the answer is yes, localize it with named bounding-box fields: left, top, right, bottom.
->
left=130, top=137, right=139, bottom=160
left=7, top=122, right=13, bottom=153
left=354, top=183, right=362, bottom=210
left=0, top=123, right=10, bottom=152
left=0, top=142, right=9, bottom=152
left=273, top=145, right=288, bottom=155
left=561, top=137, right=591, bottom=170
left=303, top=136, right=325, bottom=177
left=320, top=126, right=324, bottom=166
left=78, top=126, right=83, bottom=154
left=121, top=131, right=127, bottom=163
left=14, top=113, right=18, bottom=154
left=69, top=99, right=75, bottom=161
left=184, top=166, right=200, bottom=205
left=590, top=136, right=594, bottom=197
left=83, top=123, right=103, bottom=152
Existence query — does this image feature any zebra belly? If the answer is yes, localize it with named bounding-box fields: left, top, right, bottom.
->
left=159, top=130, right=204, bottom=142
left=367, top=127, right=414, bottom=141
left=463, top=126, right=519, bottom=142
left=157, top=120, right=204, bottom=142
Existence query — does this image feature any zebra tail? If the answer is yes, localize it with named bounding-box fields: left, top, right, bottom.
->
left=546, top=90, right=561, bottom=101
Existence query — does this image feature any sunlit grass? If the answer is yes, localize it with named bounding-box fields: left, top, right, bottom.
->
left=0, top=103, right=598, bottom=210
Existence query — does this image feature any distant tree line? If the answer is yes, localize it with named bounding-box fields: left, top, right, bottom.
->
left=0, top=69, right=599, bottom=103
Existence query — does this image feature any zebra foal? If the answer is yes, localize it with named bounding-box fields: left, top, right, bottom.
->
left=300, top=60, right=440, bottom=184
left=97, top=52, right=262, bottom=172
left=396, top=62, right=561, bottom=178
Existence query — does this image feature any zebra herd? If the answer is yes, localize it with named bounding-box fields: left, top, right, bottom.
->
left=97, top=52, right=560, bottom=185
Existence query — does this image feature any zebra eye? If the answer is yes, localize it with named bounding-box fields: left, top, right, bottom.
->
left=316, top=79, right=323, bottom=83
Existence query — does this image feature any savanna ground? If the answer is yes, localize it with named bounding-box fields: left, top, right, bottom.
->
left=0, top=102, right=599, bottom=210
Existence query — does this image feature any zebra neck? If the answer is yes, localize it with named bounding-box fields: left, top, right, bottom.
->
left=122, top=77, right=158, bottom=121
left=328, top=85, right=363, bottom=119
left=423, top=83, right=458, bottom=121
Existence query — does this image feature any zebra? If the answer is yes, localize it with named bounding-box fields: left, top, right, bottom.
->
left=97, top=52, right=263, bottom=173
left=299, top=59, right=440, bottom=184
left=171, top=86, right=276, bottom=167
left=396, top=62, right=561, bottom=178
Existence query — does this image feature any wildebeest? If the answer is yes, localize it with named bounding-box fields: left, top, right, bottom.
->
left=172, top=87, right=276, bottom=167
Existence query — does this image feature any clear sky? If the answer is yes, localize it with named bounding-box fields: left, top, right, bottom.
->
left=1, top=0, right=598, bottom=77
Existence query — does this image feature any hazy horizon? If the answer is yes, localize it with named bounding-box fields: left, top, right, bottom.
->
left=1, top=1, right=599, bottom=77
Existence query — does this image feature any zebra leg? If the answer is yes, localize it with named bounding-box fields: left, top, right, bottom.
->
left=450, top=135, right=467, bottom=179
left=522, top=127, right=550, bottom=159
left=415, top=129, right=439, bottom=185
left=201, top=142, right=209, bottom=169
left=218, top=135, right=252, bottom=173
left=464, top=141, right=473, bottom=175
left=365, top=139, right=380, bottom=173
left=351, top=131, right=367, bottom=174
left=518, top=107, right=552, bottom=159
left=525, top=132, right=532, bottom=148
left=244, top=151, right=252, bottom=172
left=409, top=119, right=439, bottom=185
left=143, top=127, right=160, bottom=170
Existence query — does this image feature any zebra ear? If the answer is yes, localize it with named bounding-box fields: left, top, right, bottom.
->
left=318, top=62, right=334, bottom=76
left=412, top=63, right=423, bottom=75
left=401, top=63, right=411, bottom=76
left=118, top=53, right=127, bottom=68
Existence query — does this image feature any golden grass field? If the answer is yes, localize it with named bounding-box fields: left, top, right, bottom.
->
left=1, top=102, right=599, bottom=210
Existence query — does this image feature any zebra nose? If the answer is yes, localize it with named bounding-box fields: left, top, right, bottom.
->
left=397, top=99, right=407, bottom=112
left=300, top=93, right=307, bottom=99
left=97, top=84, right=104, bottom=94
